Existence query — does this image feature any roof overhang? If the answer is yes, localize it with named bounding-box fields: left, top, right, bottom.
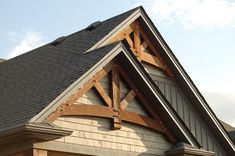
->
left=31, top=41, right=200, bottom=146
left=0, top=122, right=72, bottom=146
left=166, top=142, right=214, bottom=156
left=82, top=6, right=235, bottom=154
left=137, top=6, right=235, bottom=154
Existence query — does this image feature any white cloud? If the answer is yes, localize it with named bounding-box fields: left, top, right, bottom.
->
left=134, top=0, right=235, bottom=29
left=8, top=29, right=45, bottom=59
left=202, top=90, right=235, bottom=127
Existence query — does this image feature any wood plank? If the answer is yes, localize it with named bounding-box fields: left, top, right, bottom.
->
left=120, top=90, right=136, bottom=109
left=33, top=149, right=47, bottom=156
left=118, top=65, right=161, bottom=121
left=112, top=62, right=121, bottom=129
left=108, top=25, right=133, bottom=44
left=47, top=63, right=113, bottom=121
left=138, top=25, right=159, bottom=57
left=140, top=41, right=148, bottom=49
left=125, top=35, right=134, bottom=49
left=140, top=52, right=165, bottom=69
left=120, top=110, right=165, bottom=134
left=108, top=20, right=173, bottom=77
left=61, top=104, right=114, bottom=118
left=133, top=21, right=141, bottom=58
left=67, top=63, right=113, bottom=105
left=118, top=65, right=176, bottom=142
left=94, top=82, right=112, bottom=107
left=138, top=26, right=174, bottom=77
left=61, top=103, right=172, bottom=140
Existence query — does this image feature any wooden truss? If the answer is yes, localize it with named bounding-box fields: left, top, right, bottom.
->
left=47, top=61, right=176, bottom=143
left=108, top=20, right=174, bottom=77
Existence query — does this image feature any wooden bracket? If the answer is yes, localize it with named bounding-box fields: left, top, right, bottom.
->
left=118, top=64, right=176, bottom=142
left=47, top=60, right=176, bottom=143
left=107, top=20, right=174, bottom=77
left=47, top=63, right=112, bottom=121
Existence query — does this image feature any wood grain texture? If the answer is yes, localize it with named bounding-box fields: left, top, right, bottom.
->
left=120, top=90, right=136, bottom=109
left=111, top=62, right=121, bottom=129
left=94, top=82, right=112, bottom=107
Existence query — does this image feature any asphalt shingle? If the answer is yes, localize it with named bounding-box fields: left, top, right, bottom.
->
left=0, top=7, right=139, bottom=132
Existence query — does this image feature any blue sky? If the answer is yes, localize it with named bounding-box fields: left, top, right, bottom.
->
left=1, top=0, right=235, bottom=126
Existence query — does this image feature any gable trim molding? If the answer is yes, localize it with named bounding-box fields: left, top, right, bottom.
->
left=83, top=6, right=234, bottom=153
left=140, top=7, right=235, bottom=152
left=30, top=42, right=122, bottom=123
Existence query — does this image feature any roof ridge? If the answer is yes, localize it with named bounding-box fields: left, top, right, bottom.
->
left=65, top=6, right=141, bottom=39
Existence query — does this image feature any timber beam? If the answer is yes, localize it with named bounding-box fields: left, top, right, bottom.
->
left=111, top=62, right=121, bottom=129
left=47, top=60, right=176, bottom=143
left=60, top=104, right=174, bottom=141
left=107, top=20, right=174, bottom=77
left=47, top=63, right=113, bottom=121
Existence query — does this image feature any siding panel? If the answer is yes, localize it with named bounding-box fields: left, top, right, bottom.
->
left=54, top=116, right=172, bottom=155
left=143, top=64, right=228, bottom=156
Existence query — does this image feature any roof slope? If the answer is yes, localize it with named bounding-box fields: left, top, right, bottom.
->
left=0, top=6, right=234, bottom=154
left=0, top=7, right=139, bottom=132
left=221, top=121, right=235, bottom=142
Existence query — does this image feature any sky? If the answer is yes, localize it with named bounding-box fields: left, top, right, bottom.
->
left=0, top=0, right=235, bottom=126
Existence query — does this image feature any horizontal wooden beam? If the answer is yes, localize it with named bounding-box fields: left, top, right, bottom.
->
left=61, top=104, right=114, bottom=118
left=60, top=104, right=173, bottom=140
left=120, top=110, right=165, bottom=134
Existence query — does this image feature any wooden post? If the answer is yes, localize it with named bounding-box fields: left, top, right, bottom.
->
left=111, top=62, right=121, bottom=129
left=133, top=21, right=141, bottom=59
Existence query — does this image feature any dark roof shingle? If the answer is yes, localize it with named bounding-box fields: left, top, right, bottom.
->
left=0, top=7, right=139, bottom=132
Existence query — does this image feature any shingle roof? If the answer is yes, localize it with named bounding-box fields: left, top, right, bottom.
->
left=0, top=7, right=139, bottom=132
left=221, top=121, right=235, bottom=142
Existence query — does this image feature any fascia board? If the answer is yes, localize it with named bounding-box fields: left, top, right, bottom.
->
left=120, top=46, right=199, bottom=147
left=30, top=41, right=198, bottom=147
left=138, top=7, right=235, bottom=152
left=30, top=42, right=125, bottom=122
left=0, top=122, right=72, bottom=145
left=86, top=8, right=142, bottom=52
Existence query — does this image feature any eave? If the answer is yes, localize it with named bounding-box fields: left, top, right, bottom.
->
left=0, top=122, right=72, bottom=146
left=84, top=6, right=235, bottom=154
left=32, top=41, right=200, bottom=147
left=138, top=6, right=235, bottom=154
